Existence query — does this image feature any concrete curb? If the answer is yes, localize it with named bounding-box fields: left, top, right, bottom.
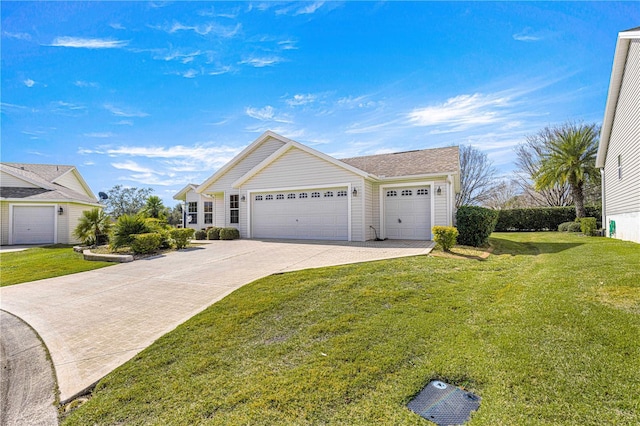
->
left=82, top=250, right=133, bottom=263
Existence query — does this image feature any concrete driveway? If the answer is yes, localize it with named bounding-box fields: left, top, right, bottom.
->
left=0, top=239, right=432, bottom=403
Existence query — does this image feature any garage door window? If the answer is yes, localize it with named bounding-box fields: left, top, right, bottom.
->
left=417, top=188, right=429, bottom=195
left=324, top=191, right=334, bottom=197
left=311, top=192, right=320, bottom=198
left=401, top=189, right=412, bottom=196
left=230, top=195, right=239, bottom=224
left=337, top=190, right=347, bottom=197
left=299, top=192, right=308, bottom=198
left=255, top=195, right=263, bottom=201
left=266, top=195, right=273, bottom=200
left=276, top=194, right=285, bottom=200
left=387, top=190, right=397, bottom=197
left=287, top=193, right=296, bottom=199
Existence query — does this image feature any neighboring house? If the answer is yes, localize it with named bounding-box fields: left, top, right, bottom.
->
left=596, top=27, right=640, bottom=244
left=174, top=131, right=460, bottom=241
left=0, top=163, right=102, bottom=245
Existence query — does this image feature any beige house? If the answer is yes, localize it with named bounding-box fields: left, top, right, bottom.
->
left=175, top=131, right=460, bottom=241
left=0, top=163, right=102, bottom=245
left=596, top=27, right=640, bottom=244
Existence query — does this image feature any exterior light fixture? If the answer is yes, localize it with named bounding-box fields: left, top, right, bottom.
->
left=352, top=188, right=358, bottom=197
left=437, top=186, right=442, bottom=195
left=241, top=195, right=246, bottom=202
left=58, top=207, right=64, bottom=215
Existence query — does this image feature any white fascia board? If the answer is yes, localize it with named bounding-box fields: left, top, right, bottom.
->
left=597, top=31, right=639, bottom=168
left=232, top=140, right=371, bottom=188
left=195, top=131, right=294, bottom=194
left=4, top=199, right=103, bottom=208
left=374, top=172, right=458, bottom=183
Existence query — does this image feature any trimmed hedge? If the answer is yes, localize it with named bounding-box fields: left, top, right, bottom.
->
left=207, top=227, right=222, bottom=240
left=432, top=226, right=458, bottom=252
left=220, top=227, right=240, bottom=240
left=170, top=228, right=195, bottom=249
left=558, top=222, right=582, bottom=232
left=456, top=206, right=499, bottom=247
left=130, top=233, right=162, bottom=254
left=495, top=206, right=601, bottom=232
left=580, top=217, right=597, bottom=236
left=194, top=229, right=207, bottom=240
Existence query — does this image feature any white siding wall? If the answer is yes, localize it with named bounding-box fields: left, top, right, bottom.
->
left=433, top=179, right=450, bottom=226
left=60, top=203, right=95, bottom=244
left=0, top=171, right=37, bottom=188
left=604, top=39, right=640, bottom=242
left=55, top=171, right=92, bottom=197
left=364, top=180, right=378, bottom=240
left=239, top=147, right=366, bottom=241
left=0, top=202, right=9, bottom=245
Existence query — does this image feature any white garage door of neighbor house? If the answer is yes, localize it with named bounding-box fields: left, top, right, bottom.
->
left=252, top=188, right=348, bottom=240
left=13, top=206, right=56, bottom=244
left=384, top=187, right=431, bottom=240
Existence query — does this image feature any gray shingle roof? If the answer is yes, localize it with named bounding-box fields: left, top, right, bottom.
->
left=1, top=163, right=97, bottom=204
left=340, top=146, right=459, bottom=178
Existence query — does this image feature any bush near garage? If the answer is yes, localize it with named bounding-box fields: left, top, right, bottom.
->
left=579, top=217, right=598, bottom=236
left=110, top=214, right=151, bottom=250
left=432, top=226, right=458, bottom=252
left=130, top=233, right=162, bottom=254
left=170, top=228, right=195, bottom=249
left=207, top=227, right=222, bottom=240
left=220, top=227, right=240, bottom=240
left=495, top=206, right=601, bottom=232
left=194, top=230, right=207, bottom=240
left=456, top=206, right=499, bottom=247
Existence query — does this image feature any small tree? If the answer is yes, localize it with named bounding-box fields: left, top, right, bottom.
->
left=141, top=195, right=166, bottom=220
left=104, top=185, right=154, bottom=219
left=110, top=214, right=151, bottom=249
left=456, top=145, right=497, bottom=208
left=167, top=203, right=183, bottom=227
left=73, top=208, right=112, bottom=246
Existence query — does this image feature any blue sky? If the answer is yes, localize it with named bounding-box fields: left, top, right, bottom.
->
left=2, top=1, right=638, bottom=207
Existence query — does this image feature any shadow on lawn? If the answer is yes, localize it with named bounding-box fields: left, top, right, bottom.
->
left=490, top=238, right=584, bottom=256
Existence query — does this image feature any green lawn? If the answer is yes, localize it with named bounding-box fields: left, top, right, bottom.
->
left=63, top=233, right=640, bottom=425
left=0, top=245, right=113, bottom=286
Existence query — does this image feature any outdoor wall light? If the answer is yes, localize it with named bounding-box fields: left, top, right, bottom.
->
left=352, top=188, right=358, bottom=197
left=437, top=186, right=442, bottom=196
left=58, top=207, right=64, bottom=215
left=241, top=195, right=246, bottom=202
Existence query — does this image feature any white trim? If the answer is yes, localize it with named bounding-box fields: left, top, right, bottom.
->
left=8, top=203, right=58, bottom=245
left=245, top=182, right=352, bottom=241
left=379, top=181, right=435, bottom=240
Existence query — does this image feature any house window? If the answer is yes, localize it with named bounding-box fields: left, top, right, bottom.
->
left=255, top=195, right=263, bottom=201
left=287, top=193, right=296, bottom=199
left=276, top=194, right=285, bottom=200
left=187, top=202, right=198, bottom=224
left=337, top=190, right=347, bottom=197
left=401, top=189, right=413, bottom=196
left=204, top=201, right=213, bottom=224
left=311, top=192, right=321, bottom=198
left=229, top=195, right=239, bottom=224
left=265, top=195, right=273, bottom=200
left=299, top=192, right=308, bottom=198
left=618, top=155, right=622, bottom=180
left=417, top=188, right=429, bottom=195
left=324, top=191, right=334, bottom=197
left=386, top=190, right=397, bottom=197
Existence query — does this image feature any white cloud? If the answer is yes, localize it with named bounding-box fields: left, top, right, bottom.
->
left=82, top=144, right=241, bottom=159
left=407, top=93, right=511, bottom=128
left=49, top=36, right=128, bottom=49
left=111, top=160, right=155, bottom=174
left=337, top=95, right=380, bottom=109
left=166, top=22, right=241, bottom=38
left=4, top=31, right=32, bottom=40
left=286, top=94, right=317, bottom=106
left=84, top=132, right=115, bottom=138
left=24, top=79, right=35, bottom=87
left=104, top=104, right=149, bottom=117
left=277, top=1, right=325, bottom=16
left=513, top=27, right=551, bottom=42
left=74, top=80, right=100, bottom=88
left=114, top=120, right=133, bottom=126
left=278, top=40, right=298, bottom=50
left=110, top=23, right=125, bottom=30
left=239, top=56, right=283, bottom=67
left=51, top=101, right=87, bottom=116
left=245, top=105, right=292, bottom=123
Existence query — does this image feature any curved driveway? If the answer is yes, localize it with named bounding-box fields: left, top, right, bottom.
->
left=0, top=239, right=432, bottom=403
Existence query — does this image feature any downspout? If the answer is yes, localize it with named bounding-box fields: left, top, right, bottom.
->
left=600, top=168, right=606, bottom=236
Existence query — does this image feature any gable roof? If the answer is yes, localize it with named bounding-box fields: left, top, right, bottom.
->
left=340, top=146, right=460, bottom=178
left=596, top=27, right=640, bottom=168
left=232, top=137, right=372, bottom=188
left=0, top=162, right=99, bottom=204
left=173, top=183, right=199, bottom=200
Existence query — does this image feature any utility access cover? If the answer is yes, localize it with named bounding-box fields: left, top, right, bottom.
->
left=407, top=380, right=480, bottom=425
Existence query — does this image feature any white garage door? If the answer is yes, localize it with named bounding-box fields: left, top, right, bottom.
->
left=252, top=188, right=348, bottom=240
left=13, top=206, right=56, bottom=244
left=384, top=187, right=431, bottom=240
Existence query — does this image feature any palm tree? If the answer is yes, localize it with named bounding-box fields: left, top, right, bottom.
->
left=73, top=208, right=112, bottom=245
left=534, top=122, right=600, bottom=218
left=141, top=195, right=166, bottom=220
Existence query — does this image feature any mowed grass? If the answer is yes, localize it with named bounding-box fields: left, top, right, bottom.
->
left=63, top=233, right=640, bottom=425
left=0, top=245, right=113, bottom=286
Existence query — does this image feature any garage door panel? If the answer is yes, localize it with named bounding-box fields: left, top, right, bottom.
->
left=13, top=206, right=56, bottom=244
left=384, top=187, right=431, bottom=240
left=252, top=188, right=348, bottom=240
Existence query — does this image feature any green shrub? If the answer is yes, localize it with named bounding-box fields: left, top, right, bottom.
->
left=495, top=206, right=601, bottom=232
left=579, top=217, right=597, bottom=236
left=220, top=227, right=240, bottom=240
left=170, top=228, right=195, bottom=249
left=558, top=221, right=581, bottom=232
left=456, top=206, right=499, bottom=247
left=111, top=215, right=151, bottom=250
left=194, top=229, right=207, bottom=240
left=130, top=233, right=162, bottom=254
left=144, top=218, right=172, bottom=249
left=432, top=226, right=458, bottom=252
left=207, top=227, right=221, bottom=240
